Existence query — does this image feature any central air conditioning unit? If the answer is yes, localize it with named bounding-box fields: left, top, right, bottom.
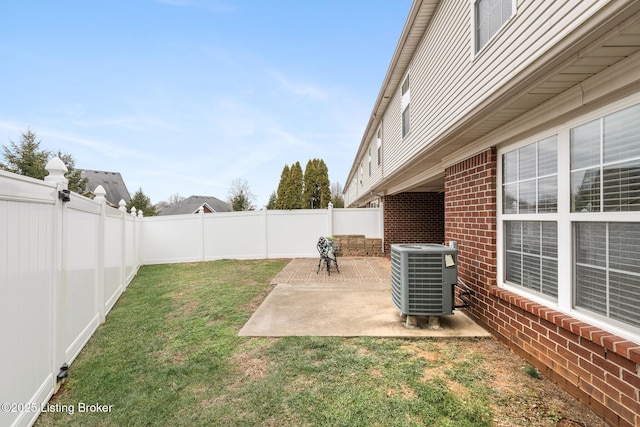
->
left=391, top=244, right=458, bottom=316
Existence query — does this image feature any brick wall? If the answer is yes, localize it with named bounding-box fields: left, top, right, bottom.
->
left=382, top=192, right=444, bottom=254
left=443, top=147, right=640, bottom=427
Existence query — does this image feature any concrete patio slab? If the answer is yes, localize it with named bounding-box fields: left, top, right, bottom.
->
left=239, top=258, right=491, bottom=338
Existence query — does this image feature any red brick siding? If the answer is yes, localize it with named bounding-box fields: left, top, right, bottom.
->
left=443, top=148, right=640, bottom=427
left=382, top=192, right=444, bottom=254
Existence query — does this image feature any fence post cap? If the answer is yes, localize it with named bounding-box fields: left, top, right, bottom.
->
left=130, top=206, right=137, bottom=216
left=137, top=209, right=143, bottom=217
left=94, top=185, right=107, bottom=204
left=118, top=199, right=127, bottom=212
left=44, top=157, right=69, bottom=184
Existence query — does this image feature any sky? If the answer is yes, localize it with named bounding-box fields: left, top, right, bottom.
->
left=0, top=0, right=412, bottom=208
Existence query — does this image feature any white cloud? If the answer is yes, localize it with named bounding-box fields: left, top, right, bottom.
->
left=267, top=69, right=330, bottom=101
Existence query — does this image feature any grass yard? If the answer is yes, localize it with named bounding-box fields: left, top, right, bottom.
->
left=36, top=259, right=606, bottom=427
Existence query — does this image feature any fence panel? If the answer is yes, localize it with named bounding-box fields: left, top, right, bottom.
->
left=332, top=208, right=381, bottom=237
left=266, top=210, right=329, bottom=258
left=64, top=198, right=101, bottom=364
left=0, top=183, right=56, bottom=427
left=203, top=211, right=265, bottom=260
left=141, top=215, right=204, bottom=264
left=104, top=210, right=125, bottom=312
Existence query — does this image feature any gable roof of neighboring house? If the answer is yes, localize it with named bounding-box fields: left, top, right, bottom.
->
left=158, top=195, right=231, bottom=215
left=81, top=169, right=131, bottom=206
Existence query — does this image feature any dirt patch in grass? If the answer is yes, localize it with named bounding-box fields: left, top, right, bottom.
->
left=231, top=352, right=270, bottom=381
left=403, top=338, right=607, bottom=427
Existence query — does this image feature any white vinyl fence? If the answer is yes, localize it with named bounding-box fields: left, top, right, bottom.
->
left=1, top=161, right=381, bottom=427
left=142, top=205, right=382, bottom=264
left=0, top=162, right=142, bottom=427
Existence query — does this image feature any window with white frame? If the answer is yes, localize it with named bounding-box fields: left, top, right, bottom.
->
left=368, top=147, right=372, bottom=176
left=570, top=103, right=640, bottom=328
left=401, top=74, right=410, bottom=138
left=502, top=136, right=558, bottom=299
left=474, top=0, right=513, bottom=53
left=499, top=99, right=640, bottom=337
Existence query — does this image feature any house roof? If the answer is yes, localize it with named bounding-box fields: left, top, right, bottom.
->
left=158, top=195, right=231, bottom=215
left=81, top=169, right=131, bottom=206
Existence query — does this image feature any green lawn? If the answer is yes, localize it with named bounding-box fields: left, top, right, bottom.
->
left=35, top=259, right=599, bottom=427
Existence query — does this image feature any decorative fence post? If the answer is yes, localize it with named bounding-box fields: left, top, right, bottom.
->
left=44, top=157, right=69, bottom=394
left=94, top=185, right=107, bottom=324
left=327, top=202, right=334, bottom=237
left=118, top=200, right=127, bottom=292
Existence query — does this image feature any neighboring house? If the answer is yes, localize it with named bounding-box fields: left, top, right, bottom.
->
left=158, top=195, right=231, bottom=215
left=345, top=1, right=640, bottom=425
left=81, top=169, right=131, bottom=207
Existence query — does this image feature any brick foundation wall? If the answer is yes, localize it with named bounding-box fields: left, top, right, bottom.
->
left=444, top=148, right=640, bottom=427
left=382, top=192, right=444, bottom=254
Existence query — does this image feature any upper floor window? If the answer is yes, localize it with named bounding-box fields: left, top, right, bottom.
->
left=401, top=74, right=410, bottom=138
left=368, top=147, right=372, bottom=176
left=474, top=0, right=513, bottom=53
left=377, top=127, right=382, bottom=166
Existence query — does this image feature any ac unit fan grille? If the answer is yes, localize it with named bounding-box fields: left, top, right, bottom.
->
left=390, top=244, right=457, bottom=316
left=407, top=253, right=444, bottom=313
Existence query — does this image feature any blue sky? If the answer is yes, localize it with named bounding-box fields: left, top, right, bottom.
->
left=0, top=0, right=412, bottom=207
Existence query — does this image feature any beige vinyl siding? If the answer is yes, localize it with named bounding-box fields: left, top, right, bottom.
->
left=366, top=135, right=383, bottom=187
left=380, top=80, right=405, bottom=178
left=383, top=0, right=610, bottom=178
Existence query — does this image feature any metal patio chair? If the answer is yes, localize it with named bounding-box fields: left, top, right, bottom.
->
left=317, top=237, right=339, bottom=275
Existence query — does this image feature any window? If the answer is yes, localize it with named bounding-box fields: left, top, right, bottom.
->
left=575, top=222, right=640, bottom=328
left=499, top=98, right=640, bottom=339
left=401, top=74, right=410, bottom=138
left=503, top=136, right=557, bottom=214
left=571, top=103, right=640, bottom=329
left=502, top=136, right=558, bottom=299
left=475, top=0, right=513, bottom=53
left=505, top=221, right=558, bottom=297
left=571, top=104, right=640, bottom=212
left=377, top=127, right=382, bottom=166
left=368, top=147, right=372, bottom=176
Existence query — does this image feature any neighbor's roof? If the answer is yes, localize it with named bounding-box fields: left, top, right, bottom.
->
left=81, top=169, right=131, bottom=206
left=158, top=195, right=231, bottom=215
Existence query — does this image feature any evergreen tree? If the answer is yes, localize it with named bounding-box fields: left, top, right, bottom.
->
left=56, top=150, right=89, bottom=196
left=303, top=159, right=318, bottom=208
left=127, top=187, right=158, bottom=216
left=1, top=129, right=50, bottom=179
left=275, top=164, right=290, bottom=209
left=303, top=158, right=331, bottom=208
left=266, top=191, right=277, bottom=210
left=315, top=159, right=331, bottom=208
left=289, top=161, right=304, bottom=209
left=1, top=130, right=90, bottom=197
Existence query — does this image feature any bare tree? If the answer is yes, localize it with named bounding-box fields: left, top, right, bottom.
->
left=228, top=178, right=256, bottom=211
